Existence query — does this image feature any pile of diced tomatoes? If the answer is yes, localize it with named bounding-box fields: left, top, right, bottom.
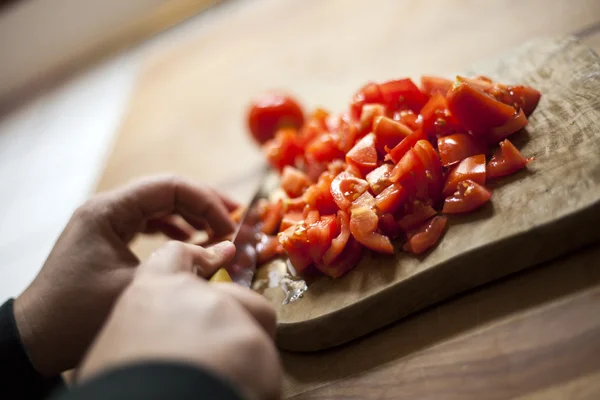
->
left=245, top=75, right=541, bottom=278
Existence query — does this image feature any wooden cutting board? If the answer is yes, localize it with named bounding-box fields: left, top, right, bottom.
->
left=95, top=0, right=600, bottom=351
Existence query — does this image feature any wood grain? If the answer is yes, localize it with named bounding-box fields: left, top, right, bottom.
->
left=282, top=243, right=600, bottom=399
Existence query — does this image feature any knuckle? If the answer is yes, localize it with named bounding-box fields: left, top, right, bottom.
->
left=72, top=197, right=106, bottom=222
left=163, top=240, right=188, bottom=258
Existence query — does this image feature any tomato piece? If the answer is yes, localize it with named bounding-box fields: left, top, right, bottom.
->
left=447, top=77, right=517, bottom=135
left=257, top=234, right=284, bottom=264
left=278, top=224, right=312, bottom=273
left=303, top=171, right=338, bottom=214
left=350, top=82, right=384, bottom=120
left=330, top=171, right=370, bottom=210
left=437, top=133, right=487, bottom=167
left=375, top=183, right=407, bottom=214
left=487, top=139, right=532, bottom=179
left=378, top=213, right=403, bottom=239
left=248, top=93, right=305, bottom=144
left=322, top=210, right=351, bottom=265
left=344, top=162, right=364, bottom=178
left=420, top=76, right=453, bottom=97
left=372, top=116, right=412, bottom=154
left=379, top=79, right=427, bottom=113
left=349, top=206, right=394, bottom=254
left=263, top=128, right=303, bottom=171
left=486, top=109, right=528, bottom=144
left=412, top=140, right=444, bottom=203
left=384, top=129, right=426, bottom=164
left=443, top=179, right=492, bottom=214
left=297, top=119, right=325, bottom=148
left=443, top=154, right=486, bottom=197
left=281, top=166, right=311, bottom=198
left=507, top=85, right=541, bottom=117
left=310, top=108, right=330, bottom=129
left=389, top=149, right=428, bottom=199
left=365, top=163, right=393, bottom=194
left=359, top=103, right=386, bottom=135
left=282, top=196, right=306, bottom=213
left=280, top=211, right=304, bottom=231
left=307, top=214, right=339, bottom=263
left=403, top=216, right=447, bottom=254
left=317, top=237, right=363, bottom=278
left=420, top=92, right=459, bottom=138
left=335, top=116, right=361, bottom=153
left=305, top=133, right=344, bottom=164
left=261, top=200, right=284, bottom=235
left=352, top=191, right=376, bottom=208
left=397, top=201, right=437, bottom=232
left=346, top=132, right=378, bottom=174
left=393, top=109, right=422, bottom=131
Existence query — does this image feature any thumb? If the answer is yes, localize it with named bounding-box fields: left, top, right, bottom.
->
left=140, top=241, right=236, bottom=278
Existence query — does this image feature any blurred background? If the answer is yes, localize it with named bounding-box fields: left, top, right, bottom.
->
left=1, top=0, right=599, bottom=300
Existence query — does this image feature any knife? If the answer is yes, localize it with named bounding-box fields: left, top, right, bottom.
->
left=210, top=164, right=273, bottom=286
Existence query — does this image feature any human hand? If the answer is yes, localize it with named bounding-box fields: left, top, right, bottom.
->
left=78, top=239, right=281, bottom=400
left=13, top=176, right=238, bottom=377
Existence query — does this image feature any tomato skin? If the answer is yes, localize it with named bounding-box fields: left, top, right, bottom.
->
left=443, top=154, right=487, bottom=197
left=248, top=93, right=305, bottom=144
left=317, top=237, right=363, bottom=278
left=403, top=216, right=447, bottom=254
left=437, top=133, right=487, bottom=167
left=330, top=171, right=370, bottom=211
left=420, top=92, right=459, bottom=138
left=385, top=129, right=426, bottom=164
left=307, top=214, right=339, bottom=263
left=412, top=139, right=443, bottom=203
left=359, top=104, right=386, bottom=135
left=278, top=224, right=312, bottom=274
left=508, top=85, right=541, bottom=117
left=393, top=110, right=422, bottom=131
left=365, top=163, right=393, bottom=194
left=379, top=79, right=427, bottom=113
left=305, top=133, right=344, bottom=164
left=486, top=109, right=528, bottom=144
left=487, top=139, right=531, bottom=179
left=346, top=133, right=378, bottom=175
left=260, top=200, right=284, bottom=235
left=372, top=116, right=412, bottom=154
left=389, top=148, right=428, bottom=200
left=281, top=166, right=311, bottom=198
left=263, top=128, right=303, bottom=171
left=420, top=76, right=453, bottom=97
left=443, top=179, right=491, bottom=214
left=349, top=206, right=394, bottom=254
left=378, top=213, right=403, bottom=239
left=322, top=210, right=351, bottom=265
left=447, top=78, right=517, bottom=135
left=280, top=211, right=304, bottom=231
left=257, top=234, right=284, bottom=264
left=350, top=82, right=384, bottom=120
left=375, top=182, right=407, bottom=214
left=397, top=202, right=437, bottom=232
left=303, top=171, right=338, bottom=215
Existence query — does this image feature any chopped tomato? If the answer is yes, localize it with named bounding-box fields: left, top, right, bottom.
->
left=256, top=234, right=284, bottom=264
left=307, top=214, right=339, bottom=263
left=346, top=133, right=378, bottom=174
left=372, top=116, right=412, bottom=154
left=487, top=139, right=532, bottom=179
left=403, top=216, right=447, bottom=254
left=322, top=210, right=351, bottom=265
left=393, top=109, right=422, bottom=131
left=349, top=206, right=394, bottom=254
left=317, top=237, right=363, bottom=278
left=261, top=200, right=283, bottom=235
left=344, top=162, right=364, bottom=178
left=420, top=76, right=453, bottom=97
left=375, top=183, right=407, bottom=214
left=281, top=166, right=311, bottom=198
left=336, top=116, right=361, bottom=153
left=330, top=171, right=370, bottom=210
left=278, top=224, right=312, bottom=273
left=359, top=104, right=386, bottom=135
left=443, top=179, right=491, bottom=214
left=397, top=201, right=437, bottom=232
left=365, top=163, right=393, bottom=194
left=389, top=148, right=428, bottom=199
left=350, top=82, right=383, bottom=120
left=379, top=79, right=427, bottom=113
left=305, top=133, right=344, bottom=164
left=310, top=108, right=330, bottom=129
left=384, top=129, right=426, bottom=164
left=282, top=196, right=306, bottom=213
left=505, top=85, right=541, bottom=117
left=303, top=171, right=338, bottom=214
left=443, top=154, right=486, bottom=197
left=280, top=211, right=304, bottom=231
left=437, top=133, right=487, bottom=167
left=248, top=93, right=304, bottom=144
left=447, top=77, right=517, bottom=135
left=420, top=92, right=459, bottom=138
left=263, top=128, right=303, bottom=171
left=352, top=191, right=376, bottom=208
left=486, top=109, right=528, bottom=144
left=412, top=140, right=444, bottom=203
left=378, top=213, right=403, bottom=239
left=297, top=119, right=325, bottom=148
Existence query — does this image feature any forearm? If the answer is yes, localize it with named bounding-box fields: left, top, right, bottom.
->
left=0, top=299, right=65, bottom=399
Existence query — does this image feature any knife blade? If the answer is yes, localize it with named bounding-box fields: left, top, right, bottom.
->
left=212, top=164, right=274, bottom=287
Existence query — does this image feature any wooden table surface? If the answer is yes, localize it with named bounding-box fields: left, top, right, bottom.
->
left=93, top=1, right=600, bottom=398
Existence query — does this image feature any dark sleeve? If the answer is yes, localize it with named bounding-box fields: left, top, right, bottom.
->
left=0, top=298, right=65, bottom=399
left=50, top=362, right=246, bottom=400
